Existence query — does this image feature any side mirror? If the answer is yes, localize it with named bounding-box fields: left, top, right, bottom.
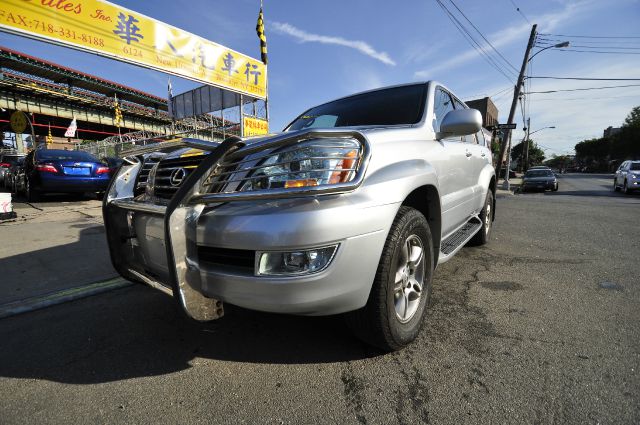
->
left=437, top=108, right=483, bottom=140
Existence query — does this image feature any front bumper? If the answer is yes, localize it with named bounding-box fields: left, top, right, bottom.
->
left=104, top=133, right=387, bottom=320
left=523, top=180, right=556, bottom=191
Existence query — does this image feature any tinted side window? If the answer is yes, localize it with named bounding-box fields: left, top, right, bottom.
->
left=433, top=88, right=455, bottom=133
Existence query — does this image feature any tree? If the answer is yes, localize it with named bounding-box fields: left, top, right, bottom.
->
left=623, top=106, right=640, bottom=129
left=511, top=139, right=545, bottom=167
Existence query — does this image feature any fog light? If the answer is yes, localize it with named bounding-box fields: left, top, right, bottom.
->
left=256, top=245, right=338, bottom=276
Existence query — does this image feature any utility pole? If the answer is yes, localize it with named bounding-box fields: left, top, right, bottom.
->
left=523, top=117, right=531, bottom=170
left=496, top=24, right=537, bottom=189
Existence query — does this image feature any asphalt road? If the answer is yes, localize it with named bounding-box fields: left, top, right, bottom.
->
left=0, top=174, right=638, bottom=424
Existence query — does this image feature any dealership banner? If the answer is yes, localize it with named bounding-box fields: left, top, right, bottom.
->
left=243, top=116, right=269, bottom=137
left=0, top=0, right=267, bottom=99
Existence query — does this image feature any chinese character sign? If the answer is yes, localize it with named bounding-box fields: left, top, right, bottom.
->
left=243, top=116, right=269, bottom=137
left=0, top=0, right=267, bottom=99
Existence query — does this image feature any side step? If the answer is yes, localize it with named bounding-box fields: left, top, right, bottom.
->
left=438, top=216, right=482, bottom=263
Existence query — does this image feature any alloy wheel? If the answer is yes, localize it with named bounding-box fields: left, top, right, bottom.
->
left=393, top=234, right=426, bottom=323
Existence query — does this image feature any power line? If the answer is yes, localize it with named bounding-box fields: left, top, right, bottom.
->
left=433, top=0, right=517, bottom=83
left=533, top=94, right=640, bottom=102
left=528, top=77, right=640, bottom=81
left=536, top=42, right=640, bottom=50
left=507, top=0, right=530, bottom=24
left=525, top=84, right=640, bottom=94
left=539, top=33, right=640, bottom=39
left=537, top=37, right=640, bottom=45
left=549, top=49, right=640, bottom=55
left=446, top=0, right=519, bottom=72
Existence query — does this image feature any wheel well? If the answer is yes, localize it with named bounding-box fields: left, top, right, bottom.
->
left=402, top=186, right=441, bottom=265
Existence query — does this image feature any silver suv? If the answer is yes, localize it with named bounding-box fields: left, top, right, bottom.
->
left=103, top=82, right=496, bottom=350
left=613, top=160, right=640, bottom=194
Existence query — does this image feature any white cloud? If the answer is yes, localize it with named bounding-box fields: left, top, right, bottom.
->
left=271, top=22, right=396, bottom=66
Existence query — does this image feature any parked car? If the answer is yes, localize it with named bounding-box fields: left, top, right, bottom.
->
left=522, top=168, right=558, bottom=192
left=0, top=152, right=25, bottom=187
left=613, top=160, right=640, bottom=194
left=103, top=82, right=496, bottom=351
left=4, top=156, right=25, bottom=192
left=19, top=149, right=111, bottom=201
left=101, top=156, right=124, bottom=176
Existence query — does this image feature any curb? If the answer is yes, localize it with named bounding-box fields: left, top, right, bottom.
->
left=0, top=277, right=133, bottom=320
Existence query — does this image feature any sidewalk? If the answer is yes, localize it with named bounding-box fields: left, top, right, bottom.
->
left=0, top=198, right=126, bottom=309
left=496, top=176, right=522, bottom=197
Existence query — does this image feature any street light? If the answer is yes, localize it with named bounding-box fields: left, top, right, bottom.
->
left=528, top=41, right=570, bottom=62
left=522, top=124, right=556, bottom=170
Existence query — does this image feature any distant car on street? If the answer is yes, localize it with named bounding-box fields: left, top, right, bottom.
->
left=100, top=156, right=124, bottom=176
left=613, top=160, right=640, bottom=194
left=18, top=149, right=111, bottom=201
left=522, top=168, right=558, bottom=192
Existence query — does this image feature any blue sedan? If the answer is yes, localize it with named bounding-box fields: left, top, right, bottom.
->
left=20, top=149, right=111, bottom=201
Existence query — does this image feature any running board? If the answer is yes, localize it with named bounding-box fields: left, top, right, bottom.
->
left=438, top=216, right=482, bottom=263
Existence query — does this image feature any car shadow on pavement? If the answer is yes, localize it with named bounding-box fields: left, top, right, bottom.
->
left=0, top=285, right=379, bottom=384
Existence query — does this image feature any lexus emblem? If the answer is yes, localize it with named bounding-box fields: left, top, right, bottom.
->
left=169, top=168, right=187, bottom=187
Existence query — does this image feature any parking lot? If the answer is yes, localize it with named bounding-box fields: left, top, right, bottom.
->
left=0, top=174, right=638, bottom=424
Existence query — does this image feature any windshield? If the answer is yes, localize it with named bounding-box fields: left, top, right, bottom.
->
left=37, top=150, right=98, bottom=162
left=630, top=163, right=640, bottom=170
left=525, top=170, right=554, bottom=178
left=285, top=84, right=427, bottom=131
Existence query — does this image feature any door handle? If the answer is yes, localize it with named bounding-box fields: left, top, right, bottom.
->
left=465, top=151, right=472, bottom=157
left=480, top=152, right=486, bottom=157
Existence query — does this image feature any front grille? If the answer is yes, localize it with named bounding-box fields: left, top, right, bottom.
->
left=153, top=155, right=206, bottom=199
left=197, top=246, right=255, bottom=272
left=134, top=155, right=162, bottom=195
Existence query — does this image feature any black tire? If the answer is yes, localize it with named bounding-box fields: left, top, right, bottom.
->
left=552, top=183, right=559, bottom=192
left=25, top=178, right=40, bottom=202
left=623, top=180, right=632, bottom=194
left=96, top=191, right=106, bottom=200
left=468, top=190, right=494, bottom=246
left=346, top=206, right=433, bottom=351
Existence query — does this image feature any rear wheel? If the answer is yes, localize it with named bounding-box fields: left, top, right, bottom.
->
left=468, top=190, right=493, bottom=246
left=346, top=206, right=433, bottom=351
left=25, top=178, right=40, bottom=202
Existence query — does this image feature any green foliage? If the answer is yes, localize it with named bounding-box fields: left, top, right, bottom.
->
left=510, top=139, right=545, bottom=165
left=574, top=105, right=640, bottom=169
left=623, top=106, right=640, bottom=128
left=545, top=155, right=571, bottom=169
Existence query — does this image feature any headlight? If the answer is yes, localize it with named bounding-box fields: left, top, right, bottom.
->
left=238, top=138, right=361, bottom=192
left=631, top=174, right=640, bottom=179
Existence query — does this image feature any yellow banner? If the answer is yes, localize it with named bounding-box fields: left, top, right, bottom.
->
left=0, top=0, right=267, bottom=99
left=243, top=116, right=269, bottom=137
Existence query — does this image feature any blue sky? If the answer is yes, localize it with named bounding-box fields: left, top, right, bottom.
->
left=1, top=0, right=639, bottom=156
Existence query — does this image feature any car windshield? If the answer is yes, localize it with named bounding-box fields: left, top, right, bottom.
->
left=525, top=170, right=554, bottom=178
left=37, top=150, right=98, bottom=162
left=630, top=163, right=640, bottom=170
left=285, top=84, right=427, bottom=131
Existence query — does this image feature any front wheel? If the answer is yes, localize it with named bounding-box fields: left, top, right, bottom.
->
left=552, top=183, right=559, bottom=192
left=346, top=206, right=433, bottom=351
left=623, top=180, right=630, bottom=194
left=613, top=179, right=619, bottom=192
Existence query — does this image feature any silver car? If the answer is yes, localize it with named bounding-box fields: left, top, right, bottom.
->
left=104, top=82, right=496, bottom=350
left=613, top=160, right=640, bottom=194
